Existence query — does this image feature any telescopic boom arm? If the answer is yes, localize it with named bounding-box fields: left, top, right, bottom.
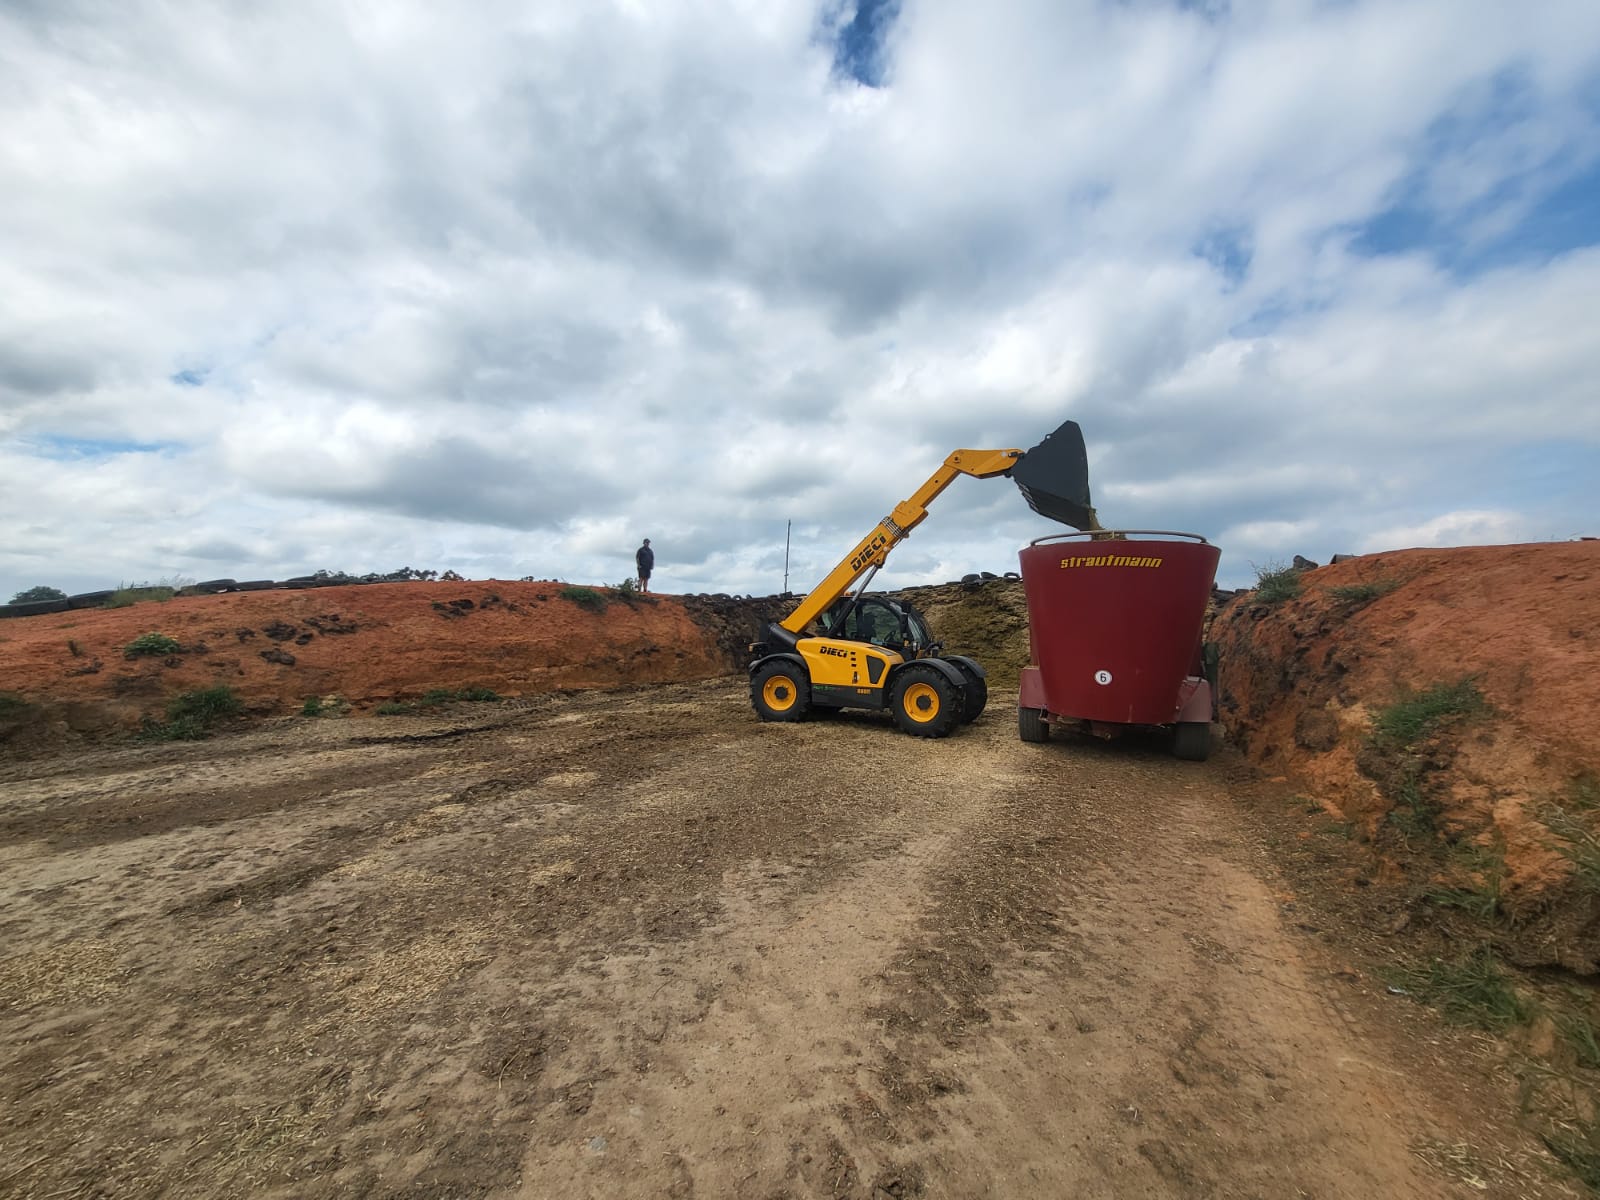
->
left=778, top=448, right=1026, bottom=635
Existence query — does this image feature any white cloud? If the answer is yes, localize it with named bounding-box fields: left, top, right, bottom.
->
left=1358, top=509, right=1534, bottom=554
left=2, top=0, right=1599, bottom=606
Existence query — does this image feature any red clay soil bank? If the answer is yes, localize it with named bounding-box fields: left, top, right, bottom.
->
left=1212, top=541, right=1600, bottom=969
left=0, top=581, right=740, bottom=735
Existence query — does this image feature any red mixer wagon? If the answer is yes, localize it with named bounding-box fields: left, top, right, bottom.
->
left=1016, top=531, right=1221, bottom=761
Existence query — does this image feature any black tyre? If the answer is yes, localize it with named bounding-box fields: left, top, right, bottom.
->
left=67, top=590, right=115, bottom=609
left=0, top=599, right=69, bottom=618
left=234, top=580, right=277, bottom=591
left=1173, top=721, right=1212, bottom=762
left=949, top=660, right=988, bottom=723
left=751, top=660, right=810, bottom=723
left=1018, top=706, right=1050, bottom=743
left=891, top=665, right=961, bottom=738
left=195, top=578, right=237, bottom=593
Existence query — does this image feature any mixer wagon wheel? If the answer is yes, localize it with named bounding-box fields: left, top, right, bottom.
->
left=751, top=660, right=811, bottom=723
left=891, top=665, right=960, bottom=738
left=1018, top=707, right=1050, bottom=743
left=1172, top=721, right=1211, bottom=761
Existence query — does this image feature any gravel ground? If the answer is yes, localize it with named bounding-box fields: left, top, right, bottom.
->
left=0, top=679, right=1580, bottom=1198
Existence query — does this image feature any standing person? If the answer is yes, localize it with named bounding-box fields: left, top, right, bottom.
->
left=635, top=538, right=655, bottom=593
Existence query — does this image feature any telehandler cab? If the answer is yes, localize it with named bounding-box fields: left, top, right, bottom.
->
left=747, top=420, right=1095, bottom=737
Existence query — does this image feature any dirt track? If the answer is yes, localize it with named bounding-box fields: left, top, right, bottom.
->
left=0, top=681, right=1578, bottom=1198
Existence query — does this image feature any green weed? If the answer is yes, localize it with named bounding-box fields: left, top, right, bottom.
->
left=1544, top=1121, right=1600, bottom=1191
left=1327, top=578, right=1400, bottom=607
left=1371, top=679, right=1488, bottom=747
left=421, top=686, right=500, bottom=706
left=124, top=632, right=182, bottom=657
left=1542, top=806, right=1600, bottom=893
left=1569, top=772, right=1600, bottom=814
left=1557, top=1009, right=1600, bottom=1071
left=376, top=687, right=500, bottom=715
left=1251, top=561, right=1303, bottom=605
left=560, top=586, right=608, bottom=613
left=1381, top=949, right=1529, bottom=1031
left=10, top=585, right=66, bottom=603
left=1424, top=882, right=1503, bottom=920
left=1426, top=841, right=1507, bottom=917
left=139, top=686, right=242, bottom=741
left=105, top=576, right=191, bottom=608
left=1385, top=766, right=1438, bottom=839
left=0, top=692, right=35, bottom=720
left=302, top=696, right=325, bottom=717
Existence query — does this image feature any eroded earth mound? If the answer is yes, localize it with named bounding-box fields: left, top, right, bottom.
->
left=1213, top=541, right=1600, bottom=971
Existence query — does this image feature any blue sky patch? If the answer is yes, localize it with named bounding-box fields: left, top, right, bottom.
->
left=30, top=436, right=182, bottom=460
left=1193, top=227, right=1253, bottom=288
left=832, top=0, right=900, bottom=88
left=1349, top=70, right=1600, bottom=274
left=171, top=367, right=209, bottom=387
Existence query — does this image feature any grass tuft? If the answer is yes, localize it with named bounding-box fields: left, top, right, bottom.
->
left=139, top=686, right=242, bottom=741
left=1371, top=679, right=1487, bottom=747
left=1385, top=765, right=1438, bottom=839
left=560, top=585, right=608, bottom=613
left=1327, top=578, right=1400, bottom=607
left=124, top=632, right=182, bottom=658
left=1556, top=1009, right=1600, bottom=1071
left=1251, top=560, right=1303, bottom=605
left=377, top=687, right=501, bottom=715
left=0, top=692, right=36, bottom=720
left=1568, top=772, right=1600, bottom=814
left=1544, top=1122, right=1600, bottom=1191
left=1541, top=806, right=1600, bottom=894
left=1381, top=949, right=1529, bottom=1031
left=104, top=576, right=191, bottom=608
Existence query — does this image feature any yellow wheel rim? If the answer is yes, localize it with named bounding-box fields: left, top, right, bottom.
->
left=763, top=675, right=798, bottom=712
left=902, top=681, right=941, bottom=723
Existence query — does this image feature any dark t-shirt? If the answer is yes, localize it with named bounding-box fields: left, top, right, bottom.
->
left=636, top=546, right=655, bottom=574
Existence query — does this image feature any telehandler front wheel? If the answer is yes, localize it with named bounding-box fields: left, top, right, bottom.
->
left=950, top=662, right=988, bottom=723
left=751, top=660, right=811, bottom=722
left=891, top=665, right=961, bottom=738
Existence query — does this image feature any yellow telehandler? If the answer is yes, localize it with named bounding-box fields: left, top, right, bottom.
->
left=747, top=419, right=1096, bottom=737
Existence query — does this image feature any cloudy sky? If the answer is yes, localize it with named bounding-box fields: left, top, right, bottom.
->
left=2, top=0, right=1597, bottom=602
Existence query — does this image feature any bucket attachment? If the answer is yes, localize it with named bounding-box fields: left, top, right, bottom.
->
left=1009, top=419, right=1097, bottom=530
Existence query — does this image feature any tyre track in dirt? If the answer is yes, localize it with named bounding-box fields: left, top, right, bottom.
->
left=0, top=678, right=1578, bottom=1198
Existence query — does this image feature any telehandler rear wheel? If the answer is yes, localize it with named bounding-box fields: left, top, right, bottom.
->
left=751, top=660, right=810, bottom=722
left=891, top=665, right=960, bottom=738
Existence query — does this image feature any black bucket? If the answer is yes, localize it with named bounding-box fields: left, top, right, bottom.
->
left=1009, top=419, right=1096, bottom=530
